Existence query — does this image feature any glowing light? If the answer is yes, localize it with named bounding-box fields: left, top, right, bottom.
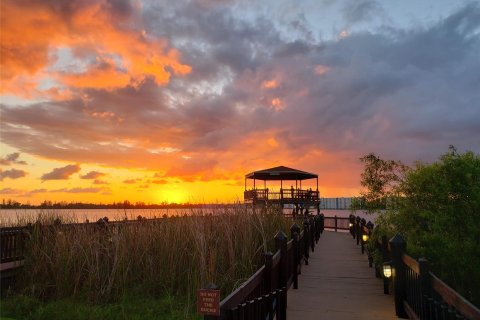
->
left=160, top=189, right=187, bottom=204
left=383, top=263, right=392, bottom=278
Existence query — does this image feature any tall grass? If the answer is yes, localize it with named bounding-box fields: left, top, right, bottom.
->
left=10, top=204, right=289, bottom=314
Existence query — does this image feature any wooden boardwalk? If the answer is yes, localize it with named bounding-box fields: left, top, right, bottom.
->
left=287, top=231, right=398, bottom=320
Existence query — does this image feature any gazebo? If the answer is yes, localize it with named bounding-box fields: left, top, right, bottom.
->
left=244, top=166, right=320, bottom=213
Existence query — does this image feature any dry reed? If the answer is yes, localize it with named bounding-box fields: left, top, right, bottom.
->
left=13, top=204, right=290, bottom=308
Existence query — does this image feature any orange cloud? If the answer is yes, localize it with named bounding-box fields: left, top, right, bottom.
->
left=271, top=98, right=285, bottom=111
left=339, top=30, right=349, bottom=38
left=314, top=65, right=329, bottom=75
left=61, top=59, right=131, bottom=90
left=262, top=79, right=279, bottom=89
left=0, top=0, right=191, bottom=95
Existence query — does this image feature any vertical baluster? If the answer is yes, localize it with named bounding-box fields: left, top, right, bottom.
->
left=247, top=300, right=255, bottom=320
left=409, top=269, right=414, bottom=310
left=439, top=303, right=448, bottom=320
left=390, top=235, right=408, bottom=318
left=267, top=293, right=274, bottom=320
left=427, top=297, right=435, bottom=319
left=405, top=268, right=410, bottom=307
left=415, top=272, right=420, bottom=316
left=418, top=258, right=431, bottom=320
left=421, top=294, right=430, bottom=320
left=454, top=313, right=464, bottom=320
left=433, top=300, right=441, bottom=319
left=229, top=307, right=239, bottom=320
left=254, top=297, right=261, bottom=319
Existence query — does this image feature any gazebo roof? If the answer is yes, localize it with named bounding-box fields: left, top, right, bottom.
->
left=245, top=166, right=318, bottom=181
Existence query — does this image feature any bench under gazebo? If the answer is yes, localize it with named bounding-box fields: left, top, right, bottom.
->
left=244, top=166, right=320, bottom=213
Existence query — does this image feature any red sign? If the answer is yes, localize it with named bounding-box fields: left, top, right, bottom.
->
left=197, top=289, right=220, bottom=316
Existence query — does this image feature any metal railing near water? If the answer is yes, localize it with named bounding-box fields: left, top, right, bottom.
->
left=349, top=214, right=480, bottom=320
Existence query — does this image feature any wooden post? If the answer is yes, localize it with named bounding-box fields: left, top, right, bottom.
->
left=319, top=213, right=324, bottom=235
left=303, top=219, right=310, bottom=265
left=290, top=223, right=300, bottom=289
left=279, top=287, right=287, bottom=320
left=275, top=231, right=288, bottom=290
left=418, top=258, right=431, bottom=319
left=356, top=216, right=361, bottom=245
left=314, top=215, right=320, bottom=242
left=311, top=217, right=315, bottom=251
left=264, top=252, right=273, bottom=294
left=382, top=235, right=390, bottom=294
left=390, top=234, right=408, bottom=318
left=360, top=218, right=366, bottom=254
left=334, top=215, right=338, bottom=232
left=349, top=214, right=355, bottom=238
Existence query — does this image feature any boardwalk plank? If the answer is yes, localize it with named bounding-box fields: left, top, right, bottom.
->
left=287, top=231, right=398, bottom=320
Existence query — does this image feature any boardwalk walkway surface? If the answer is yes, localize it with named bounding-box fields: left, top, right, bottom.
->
left=287, top=231, right=398, bottom=320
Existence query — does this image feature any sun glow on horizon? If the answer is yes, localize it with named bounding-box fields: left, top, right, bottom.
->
left=158, top=189, right=188, bottom=204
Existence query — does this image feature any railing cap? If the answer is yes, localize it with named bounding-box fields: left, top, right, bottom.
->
left=274, top=230, right=287, bottom=241
left=290, top=223, right=301, bottom=233
left=389, top=234, right=406, bottom=247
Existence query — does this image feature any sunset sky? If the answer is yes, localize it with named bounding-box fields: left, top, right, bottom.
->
left=1, top=0, right=479, bottom=204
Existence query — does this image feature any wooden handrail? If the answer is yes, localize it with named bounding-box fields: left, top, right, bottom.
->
left=220, top=265, right=266, bottom=310
left=349, top=213, right=480, bottom=320
left=271, top=251, right=281, bottom=268
left=287, top=239, right=293, bottom=250
left=218, top=217, right=319, bottom=319
left=430, top=273, right=480, bottom=320
left=402, top=254, right=420, bottom=275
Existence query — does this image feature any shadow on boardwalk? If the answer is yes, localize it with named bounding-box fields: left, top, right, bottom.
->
left=287, top=231, right=398, bottom=320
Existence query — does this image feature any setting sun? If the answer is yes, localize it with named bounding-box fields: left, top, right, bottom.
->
left=159, top=189, right=188, bottom=204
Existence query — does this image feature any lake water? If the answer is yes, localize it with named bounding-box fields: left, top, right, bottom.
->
left=0, top=207, right=376, bottom=227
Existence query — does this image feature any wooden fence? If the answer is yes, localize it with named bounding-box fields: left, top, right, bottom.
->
left=350, top=214, right=480, bottom=320
left=208, top=215, right=323, bottom=320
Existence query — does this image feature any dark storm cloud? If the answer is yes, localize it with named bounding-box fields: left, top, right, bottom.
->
left=342, top=0, right=383, bottom=24
left=0, top=168, right=27, bottom=181
left=41, top=164, right=81, bottom=180
left=0, top=153, right=27, bottom=165
left=1, top=1, right=479, bottom=181
left=51, top=187, right=103, bottom=193
left=26, top=188, right=48, bottom=194
left=80, top=171, right=106, bottom=179
left=0, top=188, right=23, bottom=194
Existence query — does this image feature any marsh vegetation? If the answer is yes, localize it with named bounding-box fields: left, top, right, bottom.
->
left=1, top=205, right=290, bottom=319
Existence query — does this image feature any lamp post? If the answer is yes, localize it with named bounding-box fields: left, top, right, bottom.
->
left=383, top=262, right=392, bottom=294
left=362, top=233, right=369, bottom=242
left=361, top=230, right=368, bottom=254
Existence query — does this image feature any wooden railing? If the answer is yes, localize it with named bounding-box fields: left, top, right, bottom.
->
left=244, top=189, right=319, bottom=203
left=213, top=215, right=323, bottom=319
left=1, top=214, right=325, bottom=319
left=1, top=227, right=26, bottom=263
left=350, top=214, right=480, bottom=320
